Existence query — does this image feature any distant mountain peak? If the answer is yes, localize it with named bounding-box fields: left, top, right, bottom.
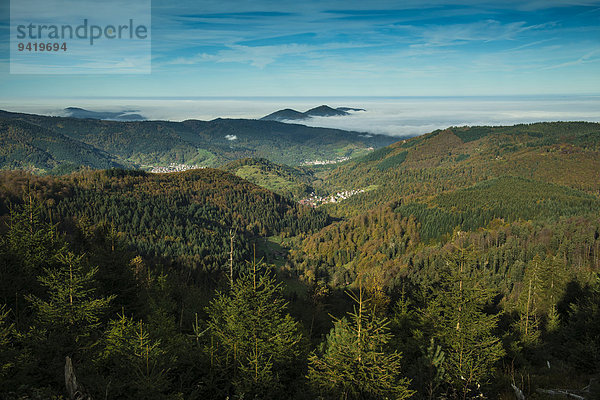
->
left=260, top=104, right=363, bottom=121
left=260, top=108, right=307, bottom=121
left=305, top=105, right=348, bottom=117
left=63, top=107, right=146, bottom=121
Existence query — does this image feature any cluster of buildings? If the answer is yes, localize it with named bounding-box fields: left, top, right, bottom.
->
left=149, top=163, right=204, bottom=173
left=301, top=157, right=350, bottom=166
left=299, top=189, right=365, bottom=207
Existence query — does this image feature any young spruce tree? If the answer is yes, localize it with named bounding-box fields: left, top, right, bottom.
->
left=26, top=251, right=114, bottom=387
left=98, top=313, right=171, bottom=400
left=308, top=284, right=414, bottom=400
left=424, top=245, right=504, bottom=400
left=0, top=305, right=16, bottom=385
left=205, top=257, right=303, bottom=399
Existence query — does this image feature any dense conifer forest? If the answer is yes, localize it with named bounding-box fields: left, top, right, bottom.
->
left=0, top=122, right=599, bottom=399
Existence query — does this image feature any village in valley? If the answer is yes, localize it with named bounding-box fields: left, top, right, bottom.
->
left=299, top=188, right=365, bottom=207
left=300, top=156, right=351, bottom=166
left=148, top=163, right=205, bottom=173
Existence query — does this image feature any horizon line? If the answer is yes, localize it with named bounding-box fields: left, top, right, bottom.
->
left=1, top=94, right=599, bottom=101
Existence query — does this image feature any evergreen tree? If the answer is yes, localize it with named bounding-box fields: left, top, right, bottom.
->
left=390, top=283, right=448, bottom=400
left=308, top=285, right=413, bottom=400
left=27, top=251, right=114, bottom=345
left=515, top=254, right=543, bottom=345
left=205, top=259, right=303, bottom=399
left=545, top=305, right=560, bottom=333
left=560, top=274, right=600, bottom=372
left=97, top=313, right=171, bottom=399
left=515, top=254, right=568, bottom=344
left=424, top=245, right=504, bottom=399
left=25, top=251, right=114, bottom=388
left=3, top=194, right=61, bottom=279
left=0, top=195, right=65, bottom=325
left=420, top=338, right=447, bottom=400
left=0, top=305, right=16, bottom=384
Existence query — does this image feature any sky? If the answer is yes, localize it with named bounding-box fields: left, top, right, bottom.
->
left=0, top=0, right=599, bottom=99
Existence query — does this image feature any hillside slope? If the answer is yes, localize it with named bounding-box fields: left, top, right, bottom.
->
left=320, top=122, right=600, bottom=216
left=0, top=119, right=122, bottom=173
left=0, top=110, right=395, bottom=172
left=221, top=157, right=315, bottom=199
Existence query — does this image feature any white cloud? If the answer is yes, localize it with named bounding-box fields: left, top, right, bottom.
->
left=288, top=97, right=600, bottom=136
left=2, top=97, right=599, bottom=138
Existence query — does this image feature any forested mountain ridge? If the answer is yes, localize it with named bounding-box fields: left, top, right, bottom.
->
left=260, top=104, right=353, bottom=121
left=0, top=118, right=123, bottom=172
left=321, top=122, right=600, bottom=216
left=285, top=121, right=600, bottom=398
left=300, top=122, right=600, bottom=286
left=0, top=110, right=395, bottom=173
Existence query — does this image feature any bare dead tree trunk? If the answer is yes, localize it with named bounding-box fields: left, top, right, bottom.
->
left=511, top=383, right=525, bottom=400
left=229, top=229, right=236, bottom=287
left=535, top=388, right=584, bottom=400
left=65, top=356, right=92, bottom=400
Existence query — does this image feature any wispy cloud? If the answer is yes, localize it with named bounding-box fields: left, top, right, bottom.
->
left=170, top=44, right=312, bottom=68
left=413, top=19, right=549, bottom=47
left=542, top=48, right=600, bottom=69
left=169, top=42, right=366, bottom=68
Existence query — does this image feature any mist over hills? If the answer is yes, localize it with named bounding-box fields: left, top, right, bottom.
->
left=261, top=105, right=362, bottom=121
left=63, top=107, right=146, bottom=121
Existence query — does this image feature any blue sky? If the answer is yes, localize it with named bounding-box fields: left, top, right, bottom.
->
left=1, top=0, right=599, bottom=98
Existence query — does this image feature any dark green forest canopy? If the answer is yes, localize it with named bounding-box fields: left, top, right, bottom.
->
left=394, top=176, right=600, bottom=242
left=0, top=120, right=599, bottom=399
left=0, top=168, right=329, bottom=277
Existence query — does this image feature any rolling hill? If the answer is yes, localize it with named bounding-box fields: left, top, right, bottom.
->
left=291, top=121, right=600, bottom=297
left=221, top=157, right=315, bottom=199
left=0, top=110, right=395, bottom=173
left=0, top=118, right=123, bottom=174
left=260, top=108, right=308, bottom=121
left=63, top=107, right=146, bottom=121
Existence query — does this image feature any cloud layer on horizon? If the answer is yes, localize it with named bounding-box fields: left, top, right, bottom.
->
left=1, top=96, right=599, bottom=137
